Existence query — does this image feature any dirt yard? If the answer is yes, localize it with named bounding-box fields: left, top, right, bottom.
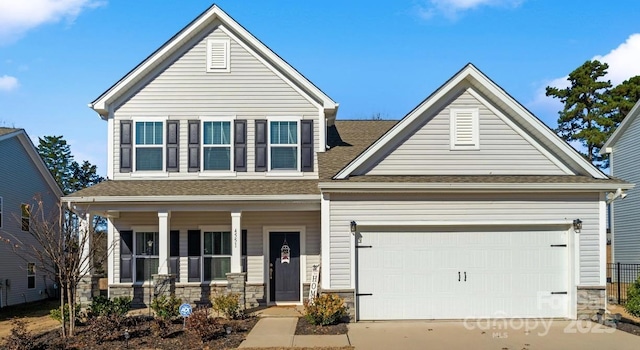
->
left=0, top=300, right=60, bottom=339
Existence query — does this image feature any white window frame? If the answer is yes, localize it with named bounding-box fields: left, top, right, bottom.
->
left=199, top=225, right=231, bottom=283
left=200, top=117, right=235, bottom=175
left=27, top=262, right=36, bottom=289
left=132, top=119, right=166, bottom=173
left=450, top=108, right=480, bottom=150
left=267, top=117, right=301, bottom=173
left=132, top=226, right=160, bottom=283
left=206, top=39, right=230, bottom=73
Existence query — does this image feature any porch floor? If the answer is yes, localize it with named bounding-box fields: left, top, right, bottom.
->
left=249, top=305, right=304, bottom=318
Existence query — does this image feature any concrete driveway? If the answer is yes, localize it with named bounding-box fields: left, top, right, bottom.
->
left=348, top=320, right=640, bottom=349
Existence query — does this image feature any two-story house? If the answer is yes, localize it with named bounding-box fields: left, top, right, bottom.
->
left=0, top=128, right=63, bottom=307
left=65, top=5, right=630, bottom=321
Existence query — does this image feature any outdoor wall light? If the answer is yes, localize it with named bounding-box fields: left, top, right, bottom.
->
left=350, top=221, right=357, bottom=234
left=573, top=219, right=583, bottom=233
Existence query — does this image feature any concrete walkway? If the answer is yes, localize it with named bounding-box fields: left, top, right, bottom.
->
left=238, top=317, right=351, bottom=348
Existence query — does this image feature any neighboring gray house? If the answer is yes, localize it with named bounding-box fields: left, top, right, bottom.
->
left=65, top=4, right=629, bottom=321
left=602, top=100, right=640, bottom=264
left=0, top=128, right=63, bottom=307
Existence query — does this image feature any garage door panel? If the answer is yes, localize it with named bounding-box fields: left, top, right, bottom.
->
left=356, top=230, right=569, bottom=320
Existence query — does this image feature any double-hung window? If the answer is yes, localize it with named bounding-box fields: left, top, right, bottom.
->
left=27, top=263, right=36, bottom=289
left=202, top=121, right=232, bottom=171
left=135, top=122, right=164, bottom=171
left=270, top=121, right=298, bottom=170
left=203, top=231, right=231, bottom=280
left=134, top=231, right=159, bottom=282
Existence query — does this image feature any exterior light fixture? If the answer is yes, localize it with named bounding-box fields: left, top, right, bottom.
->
left=573, top=219, right=582, bottom=233
left=350, top=221, right=357, bottom=234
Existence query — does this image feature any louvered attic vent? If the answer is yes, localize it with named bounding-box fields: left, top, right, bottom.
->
left=450, top=108, right=479, bottom=150
left=206, top=39, right=230, bottom=72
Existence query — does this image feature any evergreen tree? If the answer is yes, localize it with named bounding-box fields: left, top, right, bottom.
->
left=37, top=135, right=74, bottom=194
left=546, top=60, right=612, bottom=168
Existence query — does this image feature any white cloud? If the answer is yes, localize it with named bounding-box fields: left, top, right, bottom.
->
left=528, top=33, right=640, bottom=123
left=0, top=75, right=19, bottom=91
left=415, top=0, right=524, bottom=19
left=0, top=0, right=105, bottom=44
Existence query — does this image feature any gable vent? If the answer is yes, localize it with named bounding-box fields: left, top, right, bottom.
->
left=207, top=39, right=230, bottom=72
left=450, top=108, right=479, bottom=150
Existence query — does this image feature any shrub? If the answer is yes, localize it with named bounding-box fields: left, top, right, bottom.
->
left=186, top=309, right=225, bottom=342
left=150, top=318, right=173, bottom=338
left=2, top=320, right=36, bottom=350
left=304, top=293, right=347, bottom=326
left=212, top=292, right=242, bottom=319
left=88, top=295, right=132, bottom=318
left=625, top=276, right=640, bottom=317
left=50, top=303, right=81, bottom=325
left=86, top=314, right=125, bottom=344
left=151, top=294, right=182, bottom=320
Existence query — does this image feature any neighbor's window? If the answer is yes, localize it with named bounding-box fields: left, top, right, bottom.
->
left=21, top=203, right=30, bottom=231
left=270, top=121, right=298, bottom=170
left=203, top=121, right=231, bottom=170
left=27, top=263, right=36, bottom=289
left=203, top=231, right=231, bottom=280
left=135, top=121, right=163, bottom=171
left=134, top=231, right=159, bottom=282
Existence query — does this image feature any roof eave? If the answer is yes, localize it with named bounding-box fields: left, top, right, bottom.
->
left=318, top=181, right=634, bottom=192
left=62, top=194, right=320, bottom=203
left=601, top=99, right=640, bottom=154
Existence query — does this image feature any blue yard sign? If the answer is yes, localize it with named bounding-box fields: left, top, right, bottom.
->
left=179, top=303, right=193, bottom=317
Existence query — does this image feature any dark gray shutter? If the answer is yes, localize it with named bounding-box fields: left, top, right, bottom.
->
left=301, top=120, right=314, bottom=172
left=120, top=230, right=133, bottom=283
left=241, top=229, right=248, bottom=273
left=234, top=120, right=247, bottom=172
left=255, top=120, right=268, bottom=172
left=120, top=121, right=132, bottom=173
left=188, top=120, right=200, bottom=172
left=169, top=230, right=179, bottom=280
left=187, top=230, right=201, bottom=282
left=166, top=121, right=179, bottom=172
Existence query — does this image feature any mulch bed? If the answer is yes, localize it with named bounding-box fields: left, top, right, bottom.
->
left=294, top=317, right=348, bottom=335
left=15, top=315, right=258, bottom=350
left=616, top=317, right=640, bottom=336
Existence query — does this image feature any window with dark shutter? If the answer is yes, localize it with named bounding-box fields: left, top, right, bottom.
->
left=166, top=121, right=179, bottom=172
left=120, top=230, right=134, bottom=283
left=255, top=120, right=268, bottom=172
left=188, top=121, right=200, bottom=172
left=301, top=120, right=314, bottom=172
left=187, top=230, right=201, bottom=282
left=120, top=121, right=132, bottom=172
left=234, top=120, right=247, bottom=172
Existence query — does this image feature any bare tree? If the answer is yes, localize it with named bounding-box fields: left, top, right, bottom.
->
left=0, top=195, right=110, bottom=338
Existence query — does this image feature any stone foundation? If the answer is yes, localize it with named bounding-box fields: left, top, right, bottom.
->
left=245, top=283, right=265, bottom=309
left=152, top=274, right=176, bottom=298
left=320, top=288, right=355, bottom=321
left=577, top=286, right=606, bottom=319
left=76, top=276, right=102, bottom=308
left=226, top=273, right=247, bottom=309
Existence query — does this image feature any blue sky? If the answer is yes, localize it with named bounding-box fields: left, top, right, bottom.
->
left=1, top=0, right=639, bottom=176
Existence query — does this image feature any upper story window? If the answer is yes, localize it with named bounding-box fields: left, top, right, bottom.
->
left=21, top=203, right=30, bottom=231
left=202, top=121, right=232, bottom=171
left=270, top=121, right=298, bottom=170
left=135, top=122, right=164, bottom=171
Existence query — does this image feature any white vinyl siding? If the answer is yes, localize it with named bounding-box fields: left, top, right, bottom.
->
left=610, top=114, right=640, bottom=264
left=0, top=135, right=57, bottom=306
left=327, top=192, right=600, bottom=289
left=111, top=210, right=320, bottom=285
left=365, top=90, right=568, bottom=176
left=111, top=26, right=319, bottom=180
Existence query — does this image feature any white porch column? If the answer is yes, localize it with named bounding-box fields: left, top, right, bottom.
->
left=79, top=212, right=93, bottom=276
left=231, top=211, right=243, bottom=273
left=158, top=211, right=171, bottom=275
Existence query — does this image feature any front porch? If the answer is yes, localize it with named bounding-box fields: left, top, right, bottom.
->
left=74, top=200, right=321, bottom=309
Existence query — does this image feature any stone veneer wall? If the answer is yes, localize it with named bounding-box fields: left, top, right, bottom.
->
left=321, top=288, right=355, bottom=321
left=76, top=276, right=102, bottom=308
left=577, top=286, right=605, bottom=319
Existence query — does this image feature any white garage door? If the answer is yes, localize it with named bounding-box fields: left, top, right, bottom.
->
left=356, top=229, right=569, bottom=320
